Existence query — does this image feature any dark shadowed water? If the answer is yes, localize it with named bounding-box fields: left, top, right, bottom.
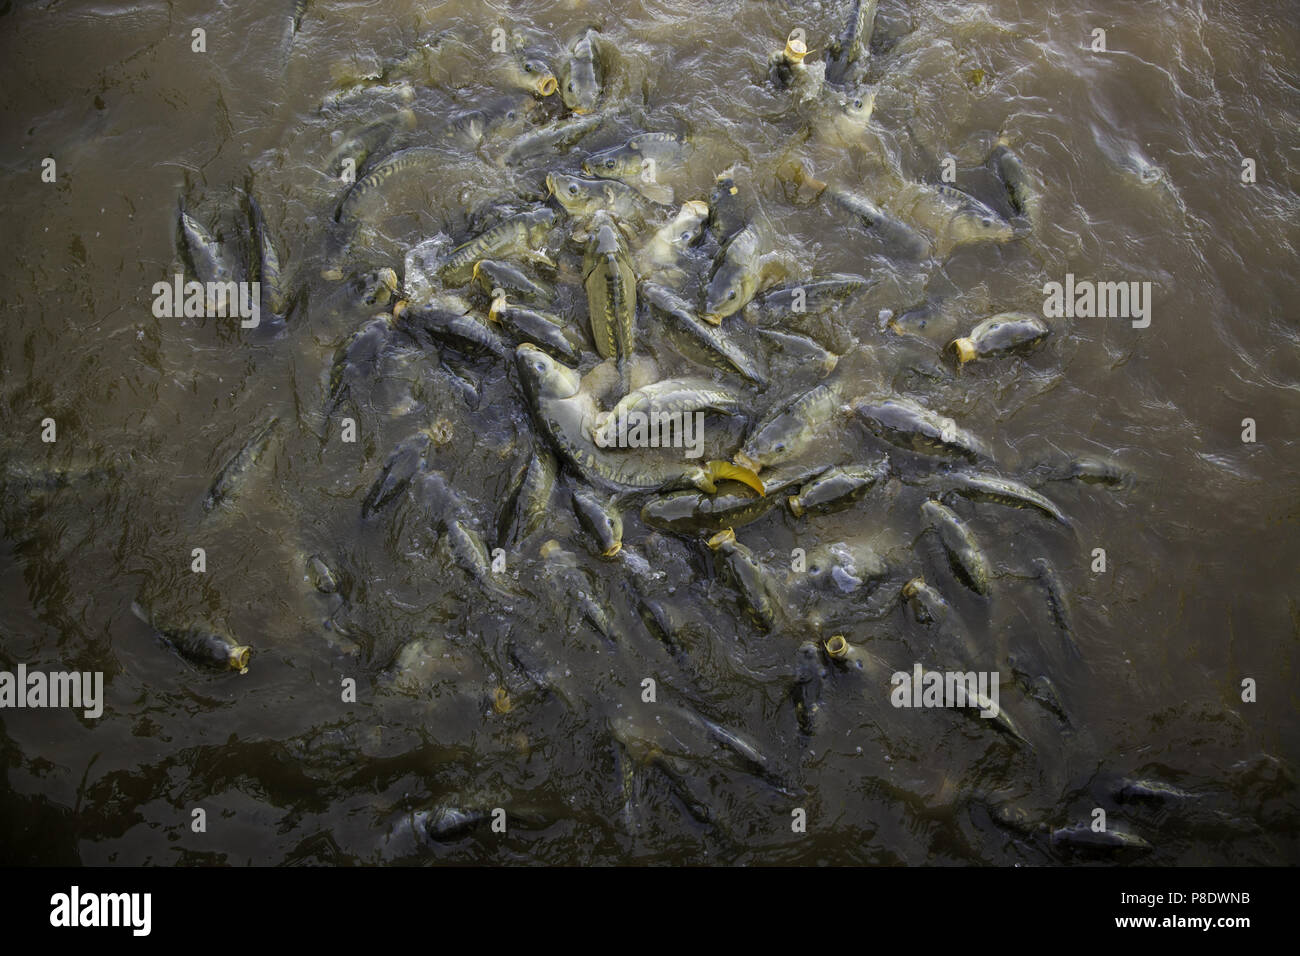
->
left=0, top=0, right=1297, bottom=865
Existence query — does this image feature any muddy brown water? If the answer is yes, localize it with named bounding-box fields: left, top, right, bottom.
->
left=0, top=0, right=1296, bottom=865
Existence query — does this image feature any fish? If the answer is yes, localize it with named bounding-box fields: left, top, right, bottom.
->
left=642, top=483, right=778, bottom=535
left=336, top=146, right=447, bottom=221
left=943, top=472, right=1071, bottom=526
left=497, top=446, right=557, bottom=548
left=634, top=200, right=709, bottom=277
left=131, top=602, right=250, bottom=674
left=792, top=641, right=828, bottom=736
left=583, top=132, right=688, bottom=205
left=817, top=88, right=879, bottom=147
left=776, top=160, right=928, bottom=257
left=248, top=194, right=289, bottom=317
left=823, top=633, right=891, bottom=681
left=1050, top=824, right=1153, bottom=853
left=202, top=417, right=278, bottom=512
left=1029, top=456, right=1131, bottom=489
left=582, top=210, right=637, bottom=362
left=708, top=167, right=747, bottom=243
left=362, top=431, right=431, bottom=517
left=825, top=0, right=879, bottom=86
left=949, top=312, right=1050, bottom=364
left=989, top=139, right=1042, bottom=227
left=1114, top=778, right=1197, bottom=805
left=770, top=30, right=824, bottom=102
left=787, top=460, right=888, bottom=517
left=592, top=378, right=743, bottom=449
left=704, top=223, right=765, bottom=322
left=546, top=171, right=648, bottom=222
left=487, top=295, right=585, bottom=363
left=499, top=52, right=558, bottom=97
left=436, top=207, right=557, bottom=285
left=641, top=281, right=765, bottom=384
left=498, top=113, right=604, bottom=167
left=515, top=344, right=730, bottom=493
left=396, top=298, right=508, bottom=358
left=305, top=554, right=339, bottom=594
left=707, top=528, right=780, bottom=630
left=851, top=396, right=991, bottom=462
left=744, top=274, right=870, bottom=326
left=571, top=484, right=623, bottom=557
left=472, top=259, right=554, bottom=304
left=893, top=181, right=1019, bottom=254
left=901, top=577, right=952, bottom=627
left=178, top=207, right=236, bottom=286
left=1033, top=557, right=1081, bottom=658
left=920, top=499, right=990, bottom=595
left=560, top=28, right=602, bottom=114
left=736, top=381, right=844, bottom=472
left=538, top=539, right=619, bottom=643
left=327, top=315, right=391, bottom=414
left=324, top=109, right=418, bottom=182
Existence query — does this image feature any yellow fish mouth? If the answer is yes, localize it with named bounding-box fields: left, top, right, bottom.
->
left=537, top=75, right=558, bottom=97
left=706, top=460, right=765, bottom=496
left=706, top=527, right=736, bottom=551
left=228, top=645, right=252, bottom=673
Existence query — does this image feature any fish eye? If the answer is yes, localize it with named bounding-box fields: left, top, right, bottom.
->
left=568, top=184, right=579, bottom=195
left=524, top=63, right=535, bottom=73
left=853, top=98, right=863, bottom=109
left=568, top=82, right=575, bottom=91
left=602, top=159, right=616, bottom=169
left=728, top=290, right=737, bottom=300
left=774, top=441, right=786, bottom=453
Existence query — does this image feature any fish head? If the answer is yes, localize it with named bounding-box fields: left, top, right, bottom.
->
left=583, top=144, right=637, bottom=180
left=953, top=207, right=1016, bottom=244
left=561, top=55, right=600, bottom=114
left=547, top=173, right=599, bottom=213
left=704, top=265, right=752, bottom=322
left=516, top=343, right=580, bottom=402
left=666, top=200, right=709, bottom=246
left=523, top=58, right=558, bottom=96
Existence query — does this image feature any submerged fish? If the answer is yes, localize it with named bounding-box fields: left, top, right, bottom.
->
left=203, top=417, right=278, bottom=512
left=131, top=602, right=250, bottom=674
left=920, top=499, right=990, bottom=595
left=851, top=396, right=991, bottom=462
left=362, top=431, right=431, bottom=517
left=707, top=528, right=781, bottom=630
left=642, top=483, right=778, bottom=535
left=571, top=484, right=623, bottom=557
left=488, top=295, right=585, bottom=364
left=942, top=472, right=1071, bottom=526
left=642, top=281, right=766, bottom=384
left=787, top=460, right=887, bottom=517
